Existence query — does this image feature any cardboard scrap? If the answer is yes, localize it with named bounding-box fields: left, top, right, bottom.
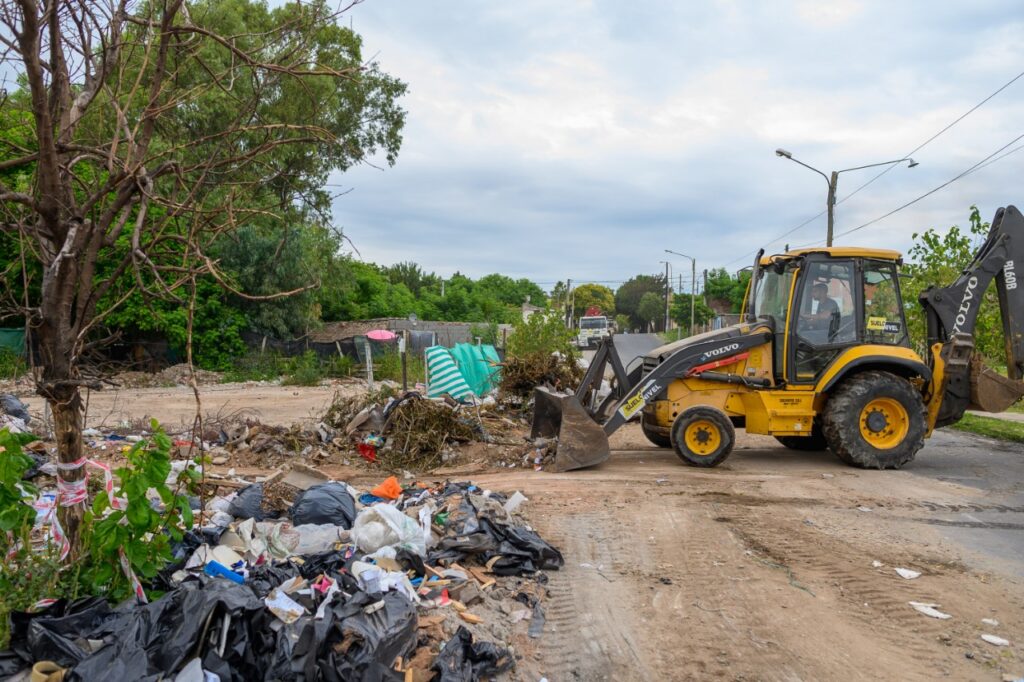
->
left=458, top=611, right=483, bottom=625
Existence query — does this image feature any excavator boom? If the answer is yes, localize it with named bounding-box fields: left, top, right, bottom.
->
left=920, top=205, right=1024, bottom=424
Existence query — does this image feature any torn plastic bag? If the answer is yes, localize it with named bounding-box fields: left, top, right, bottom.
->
left=226, top=483, right=277, bottom=521
left=318, top=591, right=417, bottom=682
left=67, top=578, right=265, bottom=682
left=433, top=626, right=513, bottom=682
left=290, top=483, right=356, bottom=528
left=351, top=504, right=426, bottom=556
left=6, top=597, right=113, bottom=669
left=479, top=518, right=564, bottom=575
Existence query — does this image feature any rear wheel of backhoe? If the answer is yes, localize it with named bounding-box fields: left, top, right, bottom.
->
left=670, top=406, right=735, bottom=467
left=822, top=371, right=926, bottom=469
left=775, top=424, right=828, bottom=451
left=641, top=415, right=673, bottom=448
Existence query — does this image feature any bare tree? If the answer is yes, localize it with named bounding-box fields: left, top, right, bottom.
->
left=0, top=0, right=402, bottom=550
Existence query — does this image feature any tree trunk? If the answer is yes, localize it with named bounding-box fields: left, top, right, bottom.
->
left=48, top=385, right=85, bottom=553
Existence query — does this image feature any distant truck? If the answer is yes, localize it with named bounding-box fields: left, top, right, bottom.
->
left=577, top=315, right=611, bottom=348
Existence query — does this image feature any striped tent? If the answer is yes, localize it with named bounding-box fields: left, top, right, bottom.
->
left=425, top=346, right=474, bottom=400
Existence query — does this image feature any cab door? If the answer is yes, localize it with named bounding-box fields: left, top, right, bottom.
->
left=787, top=259, right=861, bottom=384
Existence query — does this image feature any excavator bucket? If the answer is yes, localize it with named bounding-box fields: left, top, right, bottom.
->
left=531, top=386, right=611, bottom=471
left=970, top=362, right=1024, bottom=413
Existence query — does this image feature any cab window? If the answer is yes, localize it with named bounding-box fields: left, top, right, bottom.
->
left=862, top=261, right=907, bottom=345
left=795, top=261, right=856, bottom=345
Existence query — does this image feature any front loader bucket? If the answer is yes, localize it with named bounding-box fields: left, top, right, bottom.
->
left=971, top=362, right=1024, bottom=413
left=531, top=387, right=611, bottom=472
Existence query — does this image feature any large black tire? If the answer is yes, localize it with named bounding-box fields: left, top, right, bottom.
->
left=775, top=424, right=828, bottom=451
left=670, top=406, right=735, bottom=467
left=641, top=415, right=673, bottom=448
left=822, top=370, right=926, bottom=469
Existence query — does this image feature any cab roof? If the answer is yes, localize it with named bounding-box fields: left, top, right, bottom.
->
left=759, top=246, right=902, bottom=265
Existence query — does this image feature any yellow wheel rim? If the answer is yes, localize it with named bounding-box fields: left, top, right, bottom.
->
left=684, top=419, right=721, bottom=456
left=859, top=398, right=909, bottom=450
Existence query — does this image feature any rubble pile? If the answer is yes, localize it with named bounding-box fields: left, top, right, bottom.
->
left=112, top=364, right=224, bottom=389
left=0, top=475, right=562, bottom=681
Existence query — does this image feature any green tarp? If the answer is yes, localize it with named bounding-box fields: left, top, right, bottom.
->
left=0, top=328, right=25, bottom=357
left=448, top=343, right=501, bottom=396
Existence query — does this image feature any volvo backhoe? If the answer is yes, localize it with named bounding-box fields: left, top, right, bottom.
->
left=533, top=205, right=1024, bottom=470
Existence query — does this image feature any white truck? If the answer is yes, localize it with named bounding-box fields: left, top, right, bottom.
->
left=577, top=315, right=611, bottom=349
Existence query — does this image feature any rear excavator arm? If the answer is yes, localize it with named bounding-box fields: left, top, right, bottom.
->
left=918, top=205, right=1024, bottom=428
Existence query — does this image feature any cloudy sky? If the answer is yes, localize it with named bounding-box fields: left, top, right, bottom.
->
left=331, top=0, right=1024, bottom=292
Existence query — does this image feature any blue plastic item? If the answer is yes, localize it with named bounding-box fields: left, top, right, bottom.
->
left=204, top=560, right=244, bottom=584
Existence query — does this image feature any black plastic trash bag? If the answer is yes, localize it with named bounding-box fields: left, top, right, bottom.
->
left=6, top=597, right=113, bottom=670
left=479, top=518, right=564, bottom=575
left=290, top=482, right=356, bottom=528
left=433, top=626, right=513, bottom=682
left=1, top=394, right=31, bottom=423
left=319, top=591, right=418, bottom=682
left=226, top=483, right=277, bottom=521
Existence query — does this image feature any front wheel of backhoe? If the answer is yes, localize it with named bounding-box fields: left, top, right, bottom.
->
left=822, top=371, right=927, bottom=469
left=670, top=406, right=735, bottom=467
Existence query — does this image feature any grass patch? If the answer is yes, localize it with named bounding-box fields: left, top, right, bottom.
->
left=949, top=413, right=1024, bottom=443
left=0, top=348, right=27, bottom=379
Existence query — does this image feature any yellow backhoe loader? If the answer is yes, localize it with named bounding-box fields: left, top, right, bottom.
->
left=534, top=205, right=1024, bottom=470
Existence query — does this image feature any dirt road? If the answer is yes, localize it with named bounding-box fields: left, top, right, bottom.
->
left=465, top=426, right=1024, bottom=681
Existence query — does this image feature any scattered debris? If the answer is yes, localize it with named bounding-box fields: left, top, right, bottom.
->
left=895, top=568, right=921, bottom=580
left=981, top=634, right=1010, bottom=647
left=909, top=602, right=952, bottom=619
left=857, top=506, right=873, bottom=513
left=982, top=617, right=1000, bottom=627
left=871, top=560, right=884, bottom=568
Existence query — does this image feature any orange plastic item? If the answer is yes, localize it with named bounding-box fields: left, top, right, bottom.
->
left=370, top=475, right=403, bottom=500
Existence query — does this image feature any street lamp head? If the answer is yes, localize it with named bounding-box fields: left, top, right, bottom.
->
left=907, top=158, right=919, bottom=168
left=775, top=148, right=792, bottom=159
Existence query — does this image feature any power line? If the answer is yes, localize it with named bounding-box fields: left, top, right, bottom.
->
left=720, top=68, right=1024, bottom=269
left=793, top=132, right=1024, bottom=246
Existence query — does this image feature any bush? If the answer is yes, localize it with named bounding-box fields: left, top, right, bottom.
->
left=0, top=348, right=26, bottom=378
left=501, top=312, right=583, bottom=397
left=282, top=351, right=323, bottom=386
left=373, top=351, right=426, bottom=384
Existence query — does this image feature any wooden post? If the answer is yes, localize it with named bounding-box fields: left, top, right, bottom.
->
left=364, top=338, right=374, bottom=390
left=401, top=330, right=408, bottom=391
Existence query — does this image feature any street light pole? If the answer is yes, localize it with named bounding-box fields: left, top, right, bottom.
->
left=659, top=261, right=671, bottom=333
left=665, top=249, right=696, bottom=336
left=775, top=149, right=918, bottom=247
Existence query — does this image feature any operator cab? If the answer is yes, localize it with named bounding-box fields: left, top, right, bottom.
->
left=747, top=248, right=909, bottom=385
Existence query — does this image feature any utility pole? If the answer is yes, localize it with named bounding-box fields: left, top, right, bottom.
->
left=702, top=269, right=708, bottom=304
left=664, top=261, right=671, bottom=333
left=665, top=249, right=696, bottom=337
left=689, top=257, right=696, bottom=336
left=775, top=149, right=918, bottom=247
left=565, top=279, right=572, bottom=328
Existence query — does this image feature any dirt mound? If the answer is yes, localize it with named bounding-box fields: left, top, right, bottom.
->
left=113, top=363, right=223, bottom=388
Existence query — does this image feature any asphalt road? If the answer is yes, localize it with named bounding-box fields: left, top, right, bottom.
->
left=902, top=428, right=1024, bottom=576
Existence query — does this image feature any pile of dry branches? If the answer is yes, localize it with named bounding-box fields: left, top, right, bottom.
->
left=378, top=396, right=476, bottom=471
left=499, top=352, right=584, bottom=399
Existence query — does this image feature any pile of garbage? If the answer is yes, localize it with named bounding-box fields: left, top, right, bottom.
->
left=0, top=473, right=562, bottom=681
left=337, top=392, right=486, bottom=471
left=1, top=394, right=31, bottom=433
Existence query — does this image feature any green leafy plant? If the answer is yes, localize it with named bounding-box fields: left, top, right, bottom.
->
left=282, top=351, right=324, bottom=386
left=0, top=348, right=26, bottom=379
left=373, top=351, right=426, bottom=384
left=0, top=429, right=72, bottom=648
left=82, top=422, right=200, bottom=599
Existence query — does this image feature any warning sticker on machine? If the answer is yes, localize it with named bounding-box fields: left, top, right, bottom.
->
left=867, top=316, right=887, bottom=331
